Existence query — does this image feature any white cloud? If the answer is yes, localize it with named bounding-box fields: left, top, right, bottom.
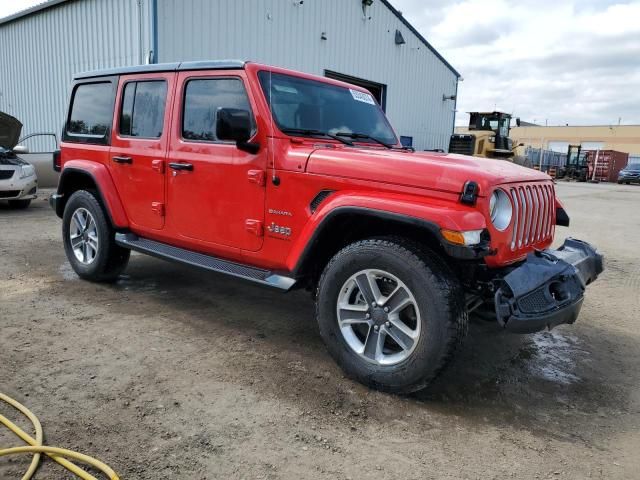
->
left=393, top=0, right=640, bottom=125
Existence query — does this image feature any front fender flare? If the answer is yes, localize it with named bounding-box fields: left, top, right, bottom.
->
left=56, top=160, right=129, bottom=228
left=287, top=192, right=488, bottom=273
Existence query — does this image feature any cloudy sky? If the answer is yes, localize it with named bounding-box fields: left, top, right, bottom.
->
left=2, top=0, right=639, bottom=126
left=393, top=0, right=640, bottom=125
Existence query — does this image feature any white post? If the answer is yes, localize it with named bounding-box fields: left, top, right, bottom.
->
left=592, top=149, right=600, bottom=182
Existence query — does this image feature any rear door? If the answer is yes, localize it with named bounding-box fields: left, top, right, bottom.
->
left=165, top=71, right=266, bottom=251
left=110, top=72, right=174, bottom=232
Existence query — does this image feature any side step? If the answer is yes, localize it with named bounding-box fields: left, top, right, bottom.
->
left=115, top=233, right=297, bottom=291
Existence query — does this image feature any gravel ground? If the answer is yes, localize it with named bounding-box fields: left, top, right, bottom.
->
left=1, top=182, right=639, bottom=479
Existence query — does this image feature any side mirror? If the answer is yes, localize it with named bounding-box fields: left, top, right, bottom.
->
left=216, top=107, right=261, bottom=155
left=515, top=118, right=521, bottom=127
left=12, top=145, right=29, bottom=154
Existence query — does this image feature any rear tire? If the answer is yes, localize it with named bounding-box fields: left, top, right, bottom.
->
left=8, top=199, right=31, bottom=209
left=315, top=237, right=467, bottom=394
left=62, top=190, right=130, bottom=282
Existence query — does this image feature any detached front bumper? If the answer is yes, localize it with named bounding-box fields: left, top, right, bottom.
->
left=494, top=239, right=604, bottom=333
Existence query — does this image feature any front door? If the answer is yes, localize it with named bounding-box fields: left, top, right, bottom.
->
left=110, top=73, right=174, bottom=231
left=166, top=71, right=266, bottom=252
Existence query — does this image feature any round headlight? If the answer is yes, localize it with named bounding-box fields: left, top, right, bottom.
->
left=490, top=189, right=512, bottom=231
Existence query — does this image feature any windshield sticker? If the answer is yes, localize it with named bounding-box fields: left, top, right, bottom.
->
left=349, top=89, right=376, bottom=105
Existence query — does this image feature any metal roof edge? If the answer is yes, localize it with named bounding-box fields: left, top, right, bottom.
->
left=380, top=0, right=460, bottom=78
left=0, top=0, right=72, bottom=26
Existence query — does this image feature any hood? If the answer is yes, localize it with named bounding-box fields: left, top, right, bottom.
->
left=0, top=111, right=23, bottom=150
left=306, top=147, right=549, bottom=196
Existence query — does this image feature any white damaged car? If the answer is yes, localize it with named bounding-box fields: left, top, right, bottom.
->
left=0, top=112, right=37, bottom=209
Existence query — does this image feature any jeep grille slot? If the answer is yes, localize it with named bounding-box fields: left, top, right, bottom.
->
left=509, top=182, right=555, bottom=251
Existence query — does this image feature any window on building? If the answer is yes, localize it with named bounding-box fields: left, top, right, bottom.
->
left=67, top=82, right=114, bottom=138
left=182, top=78, right=254, bottom=142
left=400, top=136, right=413, bottom=148
left=119, top=81, right=167, bottom=138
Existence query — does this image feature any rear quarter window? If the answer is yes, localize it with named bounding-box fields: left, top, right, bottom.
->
left=64, top=80, right=116, bottom=145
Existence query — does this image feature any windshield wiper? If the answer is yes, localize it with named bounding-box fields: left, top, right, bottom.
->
left=280, top=128, right=353, bottom=146
left=334, top=132, right=394, bottom=149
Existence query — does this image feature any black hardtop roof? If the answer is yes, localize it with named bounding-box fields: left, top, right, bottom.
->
left=74, top=60, right=247, bottom=80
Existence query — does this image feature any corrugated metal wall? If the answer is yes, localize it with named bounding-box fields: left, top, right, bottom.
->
left=155, top=0, right=458, bottom=151
left=0, top=0, right=457, bottom=152
left=0, top=0, right=150, bottom=150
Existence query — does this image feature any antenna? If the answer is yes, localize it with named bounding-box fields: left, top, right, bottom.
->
left=269, top=69, right=280, bottom=186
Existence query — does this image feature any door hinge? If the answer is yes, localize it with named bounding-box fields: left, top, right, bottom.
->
left=151, top=159, right=165, bottom=174
left=151, top=202, right=165, bottom=217
left=247, top=169, right=266, bottom=186
left=245, top=219, right=264, bottom=237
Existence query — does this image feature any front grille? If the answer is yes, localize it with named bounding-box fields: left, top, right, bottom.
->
left=0, top=190, right=21, bottom=198
left=0, top=170, right=14, bottom=180
left=508, top=183, right=555, bottom=251
left=449, top=134, right=475, bottom=156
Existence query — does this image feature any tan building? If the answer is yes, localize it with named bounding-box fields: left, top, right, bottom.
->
left=509, top=125, right=640, bottom=160
left=455, top=123, right=640, bottom=162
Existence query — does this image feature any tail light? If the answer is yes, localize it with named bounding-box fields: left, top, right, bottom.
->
left=53, top=149, right=61, bottom=172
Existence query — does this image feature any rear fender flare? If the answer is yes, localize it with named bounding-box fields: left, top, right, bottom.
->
left=287, top=192, right=487, bottom=273
left=56, top=160, right=128, bottom=228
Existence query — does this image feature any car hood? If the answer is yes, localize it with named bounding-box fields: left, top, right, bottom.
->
left=305, top=147, right=549, bottom=196
left=0, top=111, right=22, bottom=150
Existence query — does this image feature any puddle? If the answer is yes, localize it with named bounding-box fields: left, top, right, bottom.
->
left=526, top=331, right=587, bottom=385
left=114, top=274, right=163, bottom=294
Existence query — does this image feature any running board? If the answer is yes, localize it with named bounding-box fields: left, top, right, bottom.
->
left=115, top=233, right=296, bottom=291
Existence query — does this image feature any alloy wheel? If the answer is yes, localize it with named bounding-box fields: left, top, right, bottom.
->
left=336, top=269, right=421, bottom=366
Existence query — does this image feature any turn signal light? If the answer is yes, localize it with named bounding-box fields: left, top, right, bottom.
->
left=441, top=229, right=483, bottom=246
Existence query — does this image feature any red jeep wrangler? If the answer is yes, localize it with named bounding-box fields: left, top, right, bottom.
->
left=51, top=61, right=603, bottom=393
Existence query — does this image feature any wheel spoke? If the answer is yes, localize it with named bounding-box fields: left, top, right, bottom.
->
left=362, top=327, right=383, bottom=360
left=77, top=211, right=87, bottom=230
left=70, top=235, right=83, bottom=249
left=82, top=242, right=89, bottom=263
left=71, top=215, right=83, bottom=234
left=338, top=303, right=370, bottom=326
left=384, top=323, right=415, bottom=352
left=383, top=285, right=412, bottom=314
left=87, top=216, right=96, bottom=235
left=355, top=271, right=382, bottom=305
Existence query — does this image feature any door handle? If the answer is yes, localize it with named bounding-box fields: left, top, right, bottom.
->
left=113, top=156, right=133, bottom=164
left=168, top=162, right=194, bottom=171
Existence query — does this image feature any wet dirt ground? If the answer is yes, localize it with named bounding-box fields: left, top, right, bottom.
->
left=1, top=182, right=639, bottom=479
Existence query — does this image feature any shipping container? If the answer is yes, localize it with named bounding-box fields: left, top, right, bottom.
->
left=584, top=150, right=629, bottom=182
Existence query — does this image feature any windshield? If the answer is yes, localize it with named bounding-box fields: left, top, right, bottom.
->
left=258, top=71, right=398, bottom=146
left=470, top=113, right=510, bottom=137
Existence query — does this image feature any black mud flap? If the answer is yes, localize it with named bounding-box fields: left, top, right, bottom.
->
left=495, top=239, right=604, bottom=333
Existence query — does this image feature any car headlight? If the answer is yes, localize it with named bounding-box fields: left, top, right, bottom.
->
left=489, top=189, right=512, bottom=231
left=19, top=165, right=35, bottom=179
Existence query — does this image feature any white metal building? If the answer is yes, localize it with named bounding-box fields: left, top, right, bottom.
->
left=0, top=0, right=460, bottom=151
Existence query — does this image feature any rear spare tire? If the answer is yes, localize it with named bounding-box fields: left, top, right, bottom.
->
left=316, top=238, right=467, bottom=393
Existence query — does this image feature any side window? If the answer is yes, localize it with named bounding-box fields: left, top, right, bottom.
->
left=182, top=78, right=254, bottom=142
left=119, top=81, right=167, bottom=138
left=67, top=82, right=114, bottom=139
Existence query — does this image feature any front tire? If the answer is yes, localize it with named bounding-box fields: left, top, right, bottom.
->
left=316, top=238, right=467, bottom=394
left=62, top=190, right=130, bottom=282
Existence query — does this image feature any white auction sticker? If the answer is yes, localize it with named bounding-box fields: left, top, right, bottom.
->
left=349, top=89, right=376, bottom=105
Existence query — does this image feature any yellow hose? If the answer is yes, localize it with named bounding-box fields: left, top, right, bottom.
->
left=0, top=392, right=119, bottom=480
